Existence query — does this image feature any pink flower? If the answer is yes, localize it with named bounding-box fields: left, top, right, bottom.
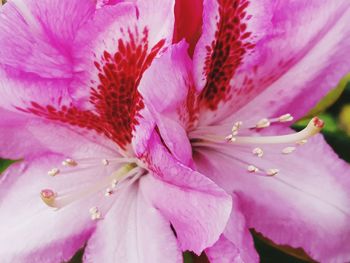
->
left=139, top=1, right=350, bottom=262
left=0, top=0, right=232, bottom=262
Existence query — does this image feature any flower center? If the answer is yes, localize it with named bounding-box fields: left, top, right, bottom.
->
left=40, top=157, right=146, bottom=220
left=190, top=114, right=324, bottom=177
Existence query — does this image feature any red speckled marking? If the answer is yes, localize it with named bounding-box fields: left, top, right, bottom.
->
left=185, top=85, right=199, bottom=129
left=26, top=28, right=165, bottom=150
left=199, top=0, right=254, bottom=110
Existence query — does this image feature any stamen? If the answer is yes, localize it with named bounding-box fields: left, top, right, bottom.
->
left=282, top=146, right=296, bottom=154
left=89, top=206, right=102, bottom=221
left=40, top=163, right=139, bottom=209
left=266, top=169, right=279, bottom=176
left=278, top=113, right=294, bottom=122
left=247, top=165, right=259, bottom=173
left=62, top=158, right=78, bottom=167
left=48, top=168, right=60, bottom=177
left=252, top=147, right=264, bottom=157
left=256, top=118, right=270, bottom=128
left=230, top=117, right=324, bottom=145
left=231, top=121, right=243, bottom=136
left=102, top=159, right=109, bottom=166
left=104, top=188, right=113, bottom=196
left=111, top=179, right=118, bottom=188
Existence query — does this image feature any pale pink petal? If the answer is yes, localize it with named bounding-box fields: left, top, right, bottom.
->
left=141, top=132, right=232, bottom=254
left=0, top=0, right=96, bottom=78
left=83, top=178, right=182, bottom=263
left=194, top=131, right=350, bottom=262
left=0, top=156, right=97, bottom=262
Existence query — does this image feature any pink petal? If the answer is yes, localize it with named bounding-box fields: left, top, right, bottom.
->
left=83, top=178, right=182, bottom=263
left=193, top=0, right=350, bottom=125
left=206, top=195, right=259, bottom=263
left=141, top=132, right=232, bottom=254
left=195, top=131, right=350, bottom=262
left=72, top=0, right=175, bottom=103
left=192, top=0, right=270, bottom=111
left=0, top=67, right=72, bottom=111
left=0, top=156, right=97, bottom=262
left=138, top=42, right=194, bottom=165
left=68, top=1, right=175, bottom=149
left=231, top=1, right=350, bottom=122
left=0, top=0, right=96, bottom=78
left=0, top=107, right=117, bottom=160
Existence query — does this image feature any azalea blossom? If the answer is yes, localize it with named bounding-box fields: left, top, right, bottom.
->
left=0, top=0, right=233, bottom=262
left=139, top=0, right=350, bottom=262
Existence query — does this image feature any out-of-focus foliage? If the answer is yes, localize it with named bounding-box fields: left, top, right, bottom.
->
left=304, top=74, right=350, bottom=119
left=0, top=159, right=15, bottom=174
left=339, top=104, right=350, bottom=135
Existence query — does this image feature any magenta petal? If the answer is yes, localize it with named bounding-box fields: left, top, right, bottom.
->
left=195, top=0, right=350, bottom=125
left=232, top=1, right=350, bottom=122
left=0, top=157, right=96, bottom=262
left=138, top=42, right=194, bottom=165
left=195, top=132, right=350, bottom=262
left=0, top=0, right=96, bottom=78
left=84, top=179, right=182, bottom=263
left=72, top=0, right=175, bottom=103
left=206, top=195, right=259, bottom=263
left=0, top=107, right=117, bottom=160
left=0, top=107, right=43, bottom=159
left=141, top=132, right=232, bottom=254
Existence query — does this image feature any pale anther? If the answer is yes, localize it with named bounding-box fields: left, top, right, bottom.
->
left=225, top=134, right=233, bottom=141
left=48, top=168, right=60, bottom=177
left=62, top=158, right=78, bottom=167
left=102, top=159, right=109, bottom=166
left=111, top=179, right=118, bottom=188
left=266, top=169, right=279, bottom=176
left=296, top=139, right=308, bottom=145
left=252, top=147, right=264, bottom=157
left=247, top=165, right=259, bottom=173
left=278, top=113, right=294, bottom=122
left=282, top=147, right=296, bottom=154
left=89, top=206, right=102, bottom=221
left=256, top=118, right=270, bottom=128
left=231, top=121, right=243, bottom=135
left=105, top=188, right=113, bottom=196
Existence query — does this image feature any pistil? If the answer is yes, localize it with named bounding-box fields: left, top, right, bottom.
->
left=228, top=117, right=324, bottom=145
